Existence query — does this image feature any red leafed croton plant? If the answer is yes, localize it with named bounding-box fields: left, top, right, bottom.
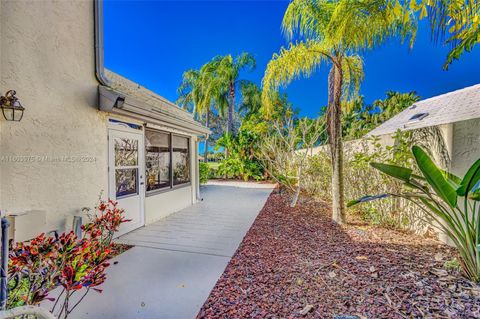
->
left=7, top=198, right=130, bottom=319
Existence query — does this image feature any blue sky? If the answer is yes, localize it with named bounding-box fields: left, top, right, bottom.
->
left=104, top=0, right=480, bottom=119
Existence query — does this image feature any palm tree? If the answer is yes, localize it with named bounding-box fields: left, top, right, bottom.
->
left=206, top=53, right=256, bottom=135
left=239, top=82, right=262, bottom=119
left=373, top=91, right=420, bottom=122
left=415, top=0, right=479, bottom=68
left=341, top=91, right=420, bottom=139
left=262, top=0, right=416, bottom=223
left=177, top=69, right=201, bottom=113
left=177, top=65, right=227, bottom=162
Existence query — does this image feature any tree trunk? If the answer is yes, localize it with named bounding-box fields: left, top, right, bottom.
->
left=224, top=82, right=235, bottom=173
left=291, top=165, right=302, bottom=207
left=327, top=61, right=346, bottom=224
left=204, top=111, right=209, bottom=163
left=227, top=81, right=235, bottom=135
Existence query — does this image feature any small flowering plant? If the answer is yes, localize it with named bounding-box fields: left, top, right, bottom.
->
left=82, top=198, right=131, bottom=249
left=8, top=233, right=59, bottom=307
left=7, top=197, right=130, bottom=318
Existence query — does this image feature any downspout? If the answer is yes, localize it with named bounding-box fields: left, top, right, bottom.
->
left=95, top=0, right=208, bottom=205
left=94, top=0, right=111, bottom=86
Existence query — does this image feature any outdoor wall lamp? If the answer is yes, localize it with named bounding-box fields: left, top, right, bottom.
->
left=114, top=96, right=125, bottom=109
left=0, top=90, right=25, bottom=121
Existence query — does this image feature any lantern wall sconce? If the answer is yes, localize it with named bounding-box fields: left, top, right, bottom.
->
left=0, top=90, right=25, bottom=121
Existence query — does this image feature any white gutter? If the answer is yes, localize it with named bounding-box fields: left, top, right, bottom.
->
left=94, top=0, right=209, bottom=137
left=94, top=0, right=111, bottom=86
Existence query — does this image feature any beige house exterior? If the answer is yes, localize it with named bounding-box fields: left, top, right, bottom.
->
left=0, top=0, right=209, bottom=240
left=366, top=84, right=480, bottom=243
left=367, top=83, right=480, bottom=176
left=302, top=84, right=480, bottom=243
left=307, top=84, right=480, bottom=177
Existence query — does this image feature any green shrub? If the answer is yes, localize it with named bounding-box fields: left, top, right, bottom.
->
left=444, top=258, right=461, bottom=272
left=217, top=158, right=263, bottom=181
left=301, top=131, right=420, bottom=230
left=199, top=162, right=210, bottom=184
left=209, top=166, right=221, bottom=179
left=344, top=132, right=419, bottom=228
left=303, top=151, right=332, bottom=200
left=215, top=131, right=265, bottom=181
left=349, top=146, right=480, bottom=282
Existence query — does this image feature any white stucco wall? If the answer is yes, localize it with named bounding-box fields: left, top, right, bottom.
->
left=451, top=118, right=480, bottom=176
left=304, top=134, right=396, bottom=156
left=302, top=124, right=467, bottom=244
left=0, top=1, right=108, bottom=232
left=190, top=136, right=198, bottom=203
left=145, top=186, right=193, bottom=224
left=306, top=125, right=453, bottom=170
left=0, top=1, right=201, bottom=235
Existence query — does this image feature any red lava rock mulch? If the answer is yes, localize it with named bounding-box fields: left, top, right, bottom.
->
left=197, top=191, right=480, bottom=318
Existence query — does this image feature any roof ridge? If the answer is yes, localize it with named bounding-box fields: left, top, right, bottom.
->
left=416, top=83, right=480, bottom=106
left=366, top=83, right=480, bottom=137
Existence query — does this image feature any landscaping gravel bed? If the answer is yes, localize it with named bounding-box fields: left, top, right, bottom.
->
left=197, top=192, right=480, bottom=318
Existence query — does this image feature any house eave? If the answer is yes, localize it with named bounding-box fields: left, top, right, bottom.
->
left=366, top=117, right=471, bottom=137
left=365, top=83, right=480, bottom=138
left=98, top=86, right=210, bottom=136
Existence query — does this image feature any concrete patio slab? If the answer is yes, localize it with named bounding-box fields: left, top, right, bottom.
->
left=68, top=183, right=274, bottom=319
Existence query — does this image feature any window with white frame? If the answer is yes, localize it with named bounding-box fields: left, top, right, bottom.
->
left=172, top=135, right=190, bottom=185
left=145, top=129, right=190, bottom=193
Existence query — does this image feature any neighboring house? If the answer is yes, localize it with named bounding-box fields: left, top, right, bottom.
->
left=0, top=0, right=209, bottom=240
left=300, top=84, right=480, bottom=243
left=301, top=84, right=480, bottom=176
left=367, top=83, right=480, bottom=176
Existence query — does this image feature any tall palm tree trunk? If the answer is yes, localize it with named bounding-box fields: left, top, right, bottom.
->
left=227, top=81, right=235, bottom=134
left=204, top=111, right=209, bottom=163
left=327, top=61, right=346, bottom=224
left=224, top=81, right=235, bottom=173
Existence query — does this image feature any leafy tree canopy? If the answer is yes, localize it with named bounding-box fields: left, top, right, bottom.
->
left=342, top=91, right=420, bottom=139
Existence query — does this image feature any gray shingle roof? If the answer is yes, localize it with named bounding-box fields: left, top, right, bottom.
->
left=105, top=69, right=195, bottom=122
left=102, top=69, right=210, bottom=135
left=367, top=84, right=480, bottom=136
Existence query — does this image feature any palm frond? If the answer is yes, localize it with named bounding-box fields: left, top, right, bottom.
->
left=328, top=0, right=417, bottom=51
left=282, top=0, right=335, bottom=40
left=261, top=41, right=333, bottom=115
left=177, top=69, right=200, bottom=112
left=444, top=20, right=480, bottom=68
left=415, top=0, right=479, bottom=68
left=239, top=81, right=262, bottom=116
left=235, top=52, right=257, bottom=72
left=341, top=55, right=364, bottom=104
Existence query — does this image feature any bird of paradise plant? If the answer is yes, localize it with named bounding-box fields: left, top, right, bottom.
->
left=349, top=146, right=480, bottom=282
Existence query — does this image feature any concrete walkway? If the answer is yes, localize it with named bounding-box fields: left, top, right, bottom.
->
left=69, top=183, right=274, bottom=319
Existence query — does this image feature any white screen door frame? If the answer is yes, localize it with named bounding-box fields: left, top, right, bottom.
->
left=108, top=124, right=145, bottom=237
